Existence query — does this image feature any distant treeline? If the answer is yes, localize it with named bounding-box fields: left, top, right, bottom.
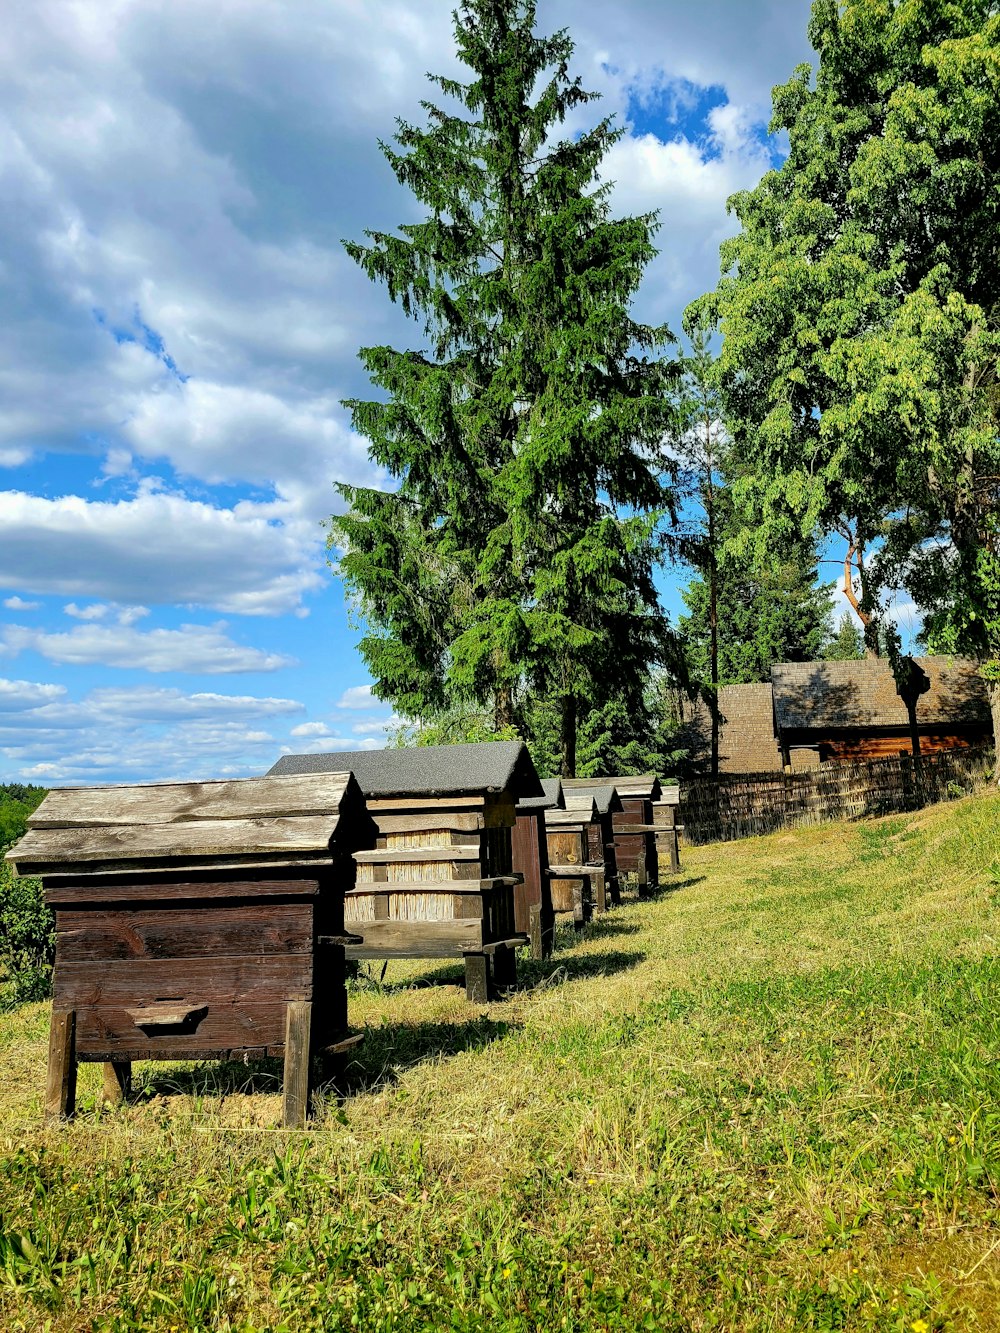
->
left=0, top=784, right=47, bottom=850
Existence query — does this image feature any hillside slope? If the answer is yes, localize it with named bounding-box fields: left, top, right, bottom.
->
left=1, top=795, right=999, bottom=1329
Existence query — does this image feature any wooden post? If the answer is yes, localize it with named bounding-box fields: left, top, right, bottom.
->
left=464, top=953, right=489, bottom=1004
left=101, top=1061, right=131, bottom=1106
left=528, top=903, right=544, bottom=961
left=45, top=1009, right=77, bottom=1123
left=592, top=870, right=608, bottom=914
left=572, top=880, right=587, bottom=929
left=282, top=1001, right=313, bottom=1130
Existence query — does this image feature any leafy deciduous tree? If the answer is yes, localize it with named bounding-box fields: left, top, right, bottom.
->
left=695, top=0, right=1000, bottom=750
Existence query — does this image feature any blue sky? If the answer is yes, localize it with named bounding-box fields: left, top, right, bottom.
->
left=0, top=0, right=834, bottom=785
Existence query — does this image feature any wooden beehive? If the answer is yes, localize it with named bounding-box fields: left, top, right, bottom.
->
left=652, top=785, right=682, bottom=876
left=605, top=774, right=661, bottom=893
left=560, top=781, right=623, bottom=907
left=268, top=742, right=542, bottom=1001
left=512, top=778, right=560, bottom=959
left=544, top=796, right=606, bottom=926
left=5, top=772, right=370, bottom=1128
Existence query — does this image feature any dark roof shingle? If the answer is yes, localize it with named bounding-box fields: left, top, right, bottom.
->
left=267, top=740, right=543, bottom=799
left=517, top=777, right=562, bottom=811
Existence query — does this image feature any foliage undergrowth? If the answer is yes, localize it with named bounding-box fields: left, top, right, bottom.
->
left=1, top=794, right=1000, bottom=1329
left=0, top=785, right=52, bottom=1008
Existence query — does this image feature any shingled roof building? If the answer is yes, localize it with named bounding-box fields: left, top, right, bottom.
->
left=687, top=657, right=992, bottom=774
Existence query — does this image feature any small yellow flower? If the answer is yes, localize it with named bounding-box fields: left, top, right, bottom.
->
left=948, top=1135, right=958, bottom=1144
left=911, top=1319, right=930, bottom=1333
left=502, top=1267, right=513, bottom=1279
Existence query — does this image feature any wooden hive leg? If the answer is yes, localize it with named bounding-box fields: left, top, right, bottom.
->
left=669, top=829, right=681, bottom=875
left=282, top=1001, right=313, bottom=1130
left=528, top=904, right=544, bottom=961
left=635, top=862, right=649, bottom=899
left=102, top=1061, right=132, bottom=1106
left=464, top=953, right=490, bottom=1004
left=492, top=944, right=517, bottom=994
left=45, top=1010, right=77, bottom=1124
left=592, top=871, right=608, bottom=915
left=572, top=880, right=588, bottom=930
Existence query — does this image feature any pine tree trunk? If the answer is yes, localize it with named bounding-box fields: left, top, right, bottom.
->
left=705, top=428, right=719, bottom=777
left=494, top=684, right=514, bottom=734
left=709, top=558, right=719, bottom=778
left=990, top=682, right=1000, bottom=781
left=560, top=695, right=577, bottom=779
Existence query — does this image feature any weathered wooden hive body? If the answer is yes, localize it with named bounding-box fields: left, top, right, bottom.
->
left=652, top=785, right=682, bottom=876
left=605, top=774, right=662, bottom=892
left=268, top=742, right=542, bottom=1000
left=512, top=778, right=560, bottom=959
left=560, top=781, right=623, bottom=904
left=543, top=793, right=607, bottom=924
left=6, top=773, right=370, bottom=1127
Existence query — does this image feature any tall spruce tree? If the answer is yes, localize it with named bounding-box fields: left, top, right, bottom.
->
left=331, top=0, right=675, bottom=776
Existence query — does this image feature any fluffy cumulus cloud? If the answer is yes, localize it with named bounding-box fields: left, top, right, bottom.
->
left=336, top=685, right=375, bottom=710
left=0, top=490, right=324, bottom=614
left=0, top=619, right=296, bottom=673
left=0, top=679, right=307, bottom=782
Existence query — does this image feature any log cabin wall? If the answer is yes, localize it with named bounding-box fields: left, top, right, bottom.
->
left=815, top=729, right=988, bottom=762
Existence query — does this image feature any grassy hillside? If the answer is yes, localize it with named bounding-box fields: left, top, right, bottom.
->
left=1, top=794, right=999, bottom=1330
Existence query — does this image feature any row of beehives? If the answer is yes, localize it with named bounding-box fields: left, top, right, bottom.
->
left=6, top=740, right=681, bottom=1128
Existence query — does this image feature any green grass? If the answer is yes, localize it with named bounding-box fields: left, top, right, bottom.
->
left=2, top=793, right=1000, bottom=1330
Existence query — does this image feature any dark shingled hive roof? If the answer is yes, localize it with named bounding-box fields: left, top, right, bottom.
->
left=517, top=777, right=562, bottom=812
left=267, top=740, right=543, bottom=800
left=562, top=783, right=619, bottom=815
left=772, top=657, right=991, bottom=732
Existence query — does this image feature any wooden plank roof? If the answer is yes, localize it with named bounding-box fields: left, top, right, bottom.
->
left=6, top=772, right=360, bottom=878
left=771, top=656, right=991, bottom=733
left=267, top=740, right=543, bottom=800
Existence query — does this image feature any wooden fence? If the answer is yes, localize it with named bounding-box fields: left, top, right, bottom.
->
left=678, top=747, right=995, bottom=846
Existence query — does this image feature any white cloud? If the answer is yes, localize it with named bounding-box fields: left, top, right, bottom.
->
left=290, top=721, right=333, bottom=738
left=1, top=620, right=295, bottom=674
left=0, top=490, right=325, bottom=614
left=86, top=686, right=304, bottom=721
left=336, top=684, right=374, bottom=709
left=0, top=677, right=67, bottom=712
left=3, top=596, right=40, bottom=611
left=64, top=602, right=110, bottom=620
left=0, top=678, right=307, bottom=783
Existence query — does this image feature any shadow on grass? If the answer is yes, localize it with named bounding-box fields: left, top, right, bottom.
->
left=516, top=947, right=646, bottom=990
left=135, top=1056, right=285, bottom=1101
left=637, top=874, right=705, bottom=900
left=337, top=1014, right=518, bottom=1096
left=127, top=1013, right=519, bottom=1105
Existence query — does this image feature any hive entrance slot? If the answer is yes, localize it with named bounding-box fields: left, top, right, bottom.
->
left=127, top=1001, right=208, bottom=1030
